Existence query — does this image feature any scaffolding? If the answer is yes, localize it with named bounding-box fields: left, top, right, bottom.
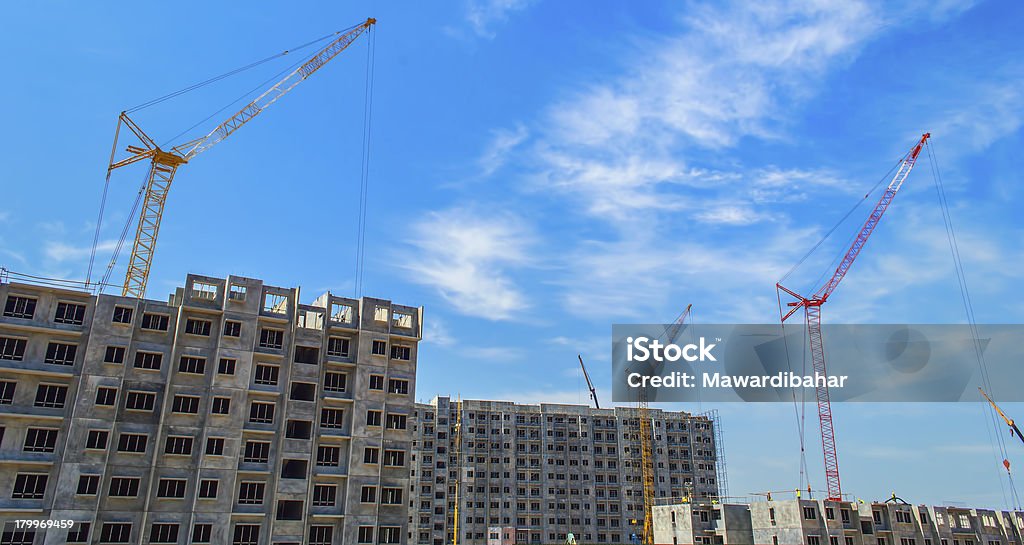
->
left=700, top=409, right=729, bottom=501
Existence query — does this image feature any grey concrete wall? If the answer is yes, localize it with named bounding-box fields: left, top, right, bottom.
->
left=655, top=500, right=1024, bottom=545
left=0, top=275, right=421, bottom=545
left=652, top=503, right=754, bottom=545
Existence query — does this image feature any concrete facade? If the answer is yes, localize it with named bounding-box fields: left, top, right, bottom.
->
left=410, top=396, right=721, bottom=545
left=0, top=274, right=422, bottom=545
left=655, top=500, right=1024, bottom=545
left=653, top=503, right=753, bottom=545
left=750, top=499, right=865, bottom=545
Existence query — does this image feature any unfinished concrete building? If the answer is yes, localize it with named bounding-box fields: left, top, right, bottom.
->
left=863, top=502, right=1024, bottom=545
left=409, top=396, right=721, bottom=545
left=652, top=502, right=754, bottom=545
left=0, top=273, right=421, bottom=545
left=655, top=500, right=1024, bottom=545
left=749, top=498, right=867, bottom=545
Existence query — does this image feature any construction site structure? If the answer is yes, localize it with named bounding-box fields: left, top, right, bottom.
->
left=578, top=354, right=600, bottom=409
left=981, top=388, right=1024, bottom=448
left=700, top=409, right=730, bottom=502
left=105, top=19, right=375, bottom=299
left=409, top=396, right=721, bottom=545
left=635, top=304, right=695, bottom=543
left=453, top=398, right=463, bottom=545
left=0, top=273, right=421, bottom=544
left=654, top=498, right=1024, bottom=545
left=638, top=390, right=657, bottom=544
left=777, top=133, right=931, bottom=502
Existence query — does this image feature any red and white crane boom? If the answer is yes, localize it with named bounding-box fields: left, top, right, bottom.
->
left=777, top=133, right=930, bottom=502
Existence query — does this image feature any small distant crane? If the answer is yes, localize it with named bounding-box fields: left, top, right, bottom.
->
left=980, top=388, right=1024, bottom=447
left=663, top=304, right=692, bottom=345
left=578, top=354, right=600, bottom=409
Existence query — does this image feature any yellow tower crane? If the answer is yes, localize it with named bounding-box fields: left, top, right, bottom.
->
left=638, top=391, right=656, bottom=544
left=635, top=304, right=693, bottom=544
left=105, top=18, right=375, bottom=298
left=452, top=398, right=463, bottom=545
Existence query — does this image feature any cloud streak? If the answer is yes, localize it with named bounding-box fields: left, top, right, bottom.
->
left=464, top=0, right=533, bottom=39
left=404, top=207, right=534, bottom=321
left=479, top=124, right=528, bottom=178
left=530, top=0, right=883, bottom=227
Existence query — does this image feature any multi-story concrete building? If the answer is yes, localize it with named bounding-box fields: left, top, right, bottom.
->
left=409, top=396, right=722, bottom=545
left=655, top=500, right=1024, bottom=545
left=0, top=273, right=421, bottom=545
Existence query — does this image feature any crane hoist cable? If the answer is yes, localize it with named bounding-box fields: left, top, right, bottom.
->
left=777, top=289, right=811, bottom=494
left=126, top=27, right=356, bottom=114
left=354, top=27, right=376, bottom=297
left=778, top=157, right=904, bottom=290
left=926, top=142, right=1021, bottom=509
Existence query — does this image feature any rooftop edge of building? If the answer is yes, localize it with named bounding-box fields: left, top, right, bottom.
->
left=423, top=394, right=712, bottom=419
left=2, top=271, right=423, bottom=340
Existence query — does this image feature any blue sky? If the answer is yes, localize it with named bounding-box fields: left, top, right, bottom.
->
left=2, top=0, right=1023, bottom=508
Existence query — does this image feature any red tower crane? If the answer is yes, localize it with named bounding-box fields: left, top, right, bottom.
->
left=776, top=133, right=930, bottom=502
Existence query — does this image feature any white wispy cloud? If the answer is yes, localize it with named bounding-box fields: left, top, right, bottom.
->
left=846, top=445, right=922, bottom=460
left=404, top=207, right=534, bottom=320
left=44, top=239, right=117, bottom=263
left=479, top=124, right=528, bottom=177
left=37, top=220, right=66, bottom=234
left=0, top=248, right=26, bottom=265
left=464, top=0, right=533, bottom=39
left=694, top=203, right=777, bottom=226
left=423, top=317, right=457, bottom=347
left=531, top=149, right=692, bottom=221
left=930, top=79, right=1024, bottom=156
left=529, top=1, right=883, bottom=225
left=461, top=345, right=526, bottom=362
left=817, top=204, right=1024, bottom=323
left=431, top=1, right=1006, bottom=329
left=548, top=335, right=610, bottom=361
left=558, top=225, right=820, bottom=321
left=511, top=0, right=995, bottom=322
left=750, top=167, right=854, bottom=203
left=936, top=444, right=997, bottom=455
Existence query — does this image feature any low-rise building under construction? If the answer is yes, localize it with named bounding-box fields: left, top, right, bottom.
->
left=655, top=499, right=1024, bottom=545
